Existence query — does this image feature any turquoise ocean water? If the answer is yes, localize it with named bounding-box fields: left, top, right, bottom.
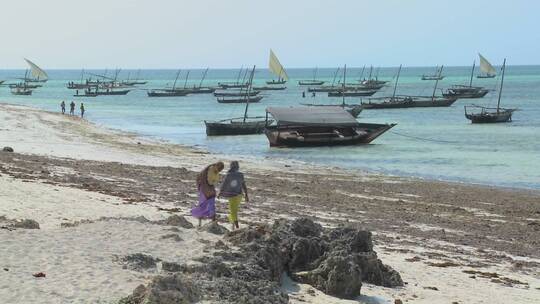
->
left=1, top=66, right=539, bottom=190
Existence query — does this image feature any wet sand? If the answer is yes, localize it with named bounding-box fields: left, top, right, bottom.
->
left=1, top=103, right=539, bottom=303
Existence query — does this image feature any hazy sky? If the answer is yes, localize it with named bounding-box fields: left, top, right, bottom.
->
left=0, top=0, right=538, bottom=68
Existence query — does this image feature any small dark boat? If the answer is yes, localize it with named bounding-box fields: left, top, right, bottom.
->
left=328, top=89, right=377, bottom=97
left=442, top=61, right=489, bottom=99
left=476, top=74, right=496, bottom=79
left=187, top=87, right=216, bottom=94
left=217, top=95, right=263, bottom=103
left=74, top=88, right=98, bottom=97
left=421, top=65, right=445, bottom=80
left=147, top=90, right=188, bottom=97
left=214, top=90, right=260, bottom=97
left=264, top=106, right=395, bottom=147
left=206, top=66, right=269, bottom=136
left=0, top=80, right=5, bottom=85
left=218, top=83, right=248, bottom=89
left=96, top=89, right=130, bottom=96
left=266, top=79, right=286, bottom=85
left=299, top=67, right=325, bottom=86
left=443, top=86, right=489, bottom=99
left=147, top=69, right=188, bottom=97
left=299, top=80, right=325, bottom=86
left=253, top=86, right=286, bottom=91
left=308, top=86, right=339, bottom=93
left=465, top=59, right=516, bottom=123
left=11, top=87, right=32, bottom=95
left=9, top=83, right=41, bottom=89
left=205, top=118, right=270, bottom=135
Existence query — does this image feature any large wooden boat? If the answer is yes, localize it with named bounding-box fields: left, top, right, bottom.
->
left=465, top=59, right=516, bottom=123
left=74, top=88, right=98, bottom=97
left=214, top=90, right=260, bottom=97
left=206, top=66, right=269, bottom=136
left=11, top=86, right=32, bottom=95
left=217, top=95, right=263, bottom=104
left=96, top=89, right=130, bottom=96
left=477, top=53, right=497, bottom=78
left=263, top=106, right=395, bottom=147
left=364, top=65, right=457, bottom=109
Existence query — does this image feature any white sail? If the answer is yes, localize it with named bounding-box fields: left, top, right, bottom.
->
left=478, top=53, right=496, bottom=76
left=24, top=58, right=48, bottom=81
left=268, top=49, right=289, bottom=81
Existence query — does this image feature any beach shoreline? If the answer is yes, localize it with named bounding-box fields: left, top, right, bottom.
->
left=1, top=103, right=539, bottom=303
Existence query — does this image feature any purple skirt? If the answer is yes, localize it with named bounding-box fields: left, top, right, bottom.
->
left=191, top=189, right=216, bottom=219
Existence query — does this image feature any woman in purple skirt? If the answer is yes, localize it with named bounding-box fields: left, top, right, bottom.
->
left=191, top=162, right=224, bottom=226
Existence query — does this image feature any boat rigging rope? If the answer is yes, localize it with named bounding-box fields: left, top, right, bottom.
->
left=388, top=130, right=459, bottom=144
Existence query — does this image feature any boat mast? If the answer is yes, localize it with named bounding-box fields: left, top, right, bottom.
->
left=183, top=70, right=190, bottom=89
left=432, top=65, right=443, bottom=102
left=313, top=67, right=318, bottom=81
left=392, top=64, right=402, bottom=101
left=342, top=64, right=346, bottom=107
left=497, top=59, right=506, bottom=113
left=235, top=66, right=243, bottom=85
left=359, top=65, right=366, bottom=81
left=172, top=69, right=181, bottom=90
left=243, top=65, right=256, bottom=123
left=368, top=65, right=373, bottom=81
left=199, top=68, right=209, bottom=88
left=331, top=67, right=340, bottom=87
left=80, top=69, right=84, bottom=84
left=135, top=69, right=141, bottom=81
left=469, top=61, right=475, bottom=87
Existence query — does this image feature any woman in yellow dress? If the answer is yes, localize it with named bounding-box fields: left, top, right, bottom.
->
left=219, top=161, right=249, bottom=230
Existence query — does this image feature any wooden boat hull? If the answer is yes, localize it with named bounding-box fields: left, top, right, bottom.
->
left=298, top=80, right=325, bottom=86
left=362, top=97, right=457, bottom=109
left=266, top=80, right=286, bottom=85
left=328, top=90, right=377, bottom=97
left=477, top=75, right=496, bottom=79
left=97, top=90, right=130, bottom=96
left=187, top=87, right=216, bottom=94
left=74, top=94, right=97, bottom=97
left=205, top=120, right=269, bottom=136
left=442, top=89, right=489, bottom=99
left=147, top=90, right=188, bottom=97
left=465, top=108, right=515, bottom=123
left=218, top=83, right=248, bottom=89
left=217, top=96, right=263, bottom=103
left=421, top=76, right=445, bottom=80
left=264, top=123, right=395, bottom=147
left=214, top=90, right=260, bottom=97
left=11, top=90, right=32, bottom=96
left=253, top=86, right=286, bottom=91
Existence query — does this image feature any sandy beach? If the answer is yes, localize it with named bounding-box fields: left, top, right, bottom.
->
left=1, top=103, right=539, bottom=304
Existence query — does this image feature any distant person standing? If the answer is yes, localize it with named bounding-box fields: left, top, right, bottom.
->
left=302, top=91, right=306, bottom=98
left=69, top=101, right=75, bottom=115
left=80, top=103, right=85, bottom=118
left=311, top=92, right=316, bottom=98
left=60, top=101, right=65, bottom=114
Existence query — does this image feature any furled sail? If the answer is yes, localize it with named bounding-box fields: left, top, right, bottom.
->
left=268, top=49, right=289, bottom=81
left=24, top=58, right=48, bottom=81
left=478, top=53, right=496, bottom=76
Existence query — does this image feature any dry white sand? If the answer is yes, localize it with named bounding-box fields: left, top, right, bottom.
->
left=1, top=103, right=539, bottom=303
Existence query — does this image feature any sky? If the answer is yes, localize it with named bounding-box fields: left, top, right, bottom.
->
left=0, top=0, right=539, bottom=69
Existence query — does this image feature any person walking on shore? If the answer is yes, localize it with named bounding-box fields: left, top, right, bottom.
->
left=80, top=103, right=85, bottom=118
left=192, top=162, right=224, bottom=227
left=60, top=101, right=65, bottom=114
left=69, top=101, right=75, bottom=115
left=219, top=161, right=249, bottom=230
